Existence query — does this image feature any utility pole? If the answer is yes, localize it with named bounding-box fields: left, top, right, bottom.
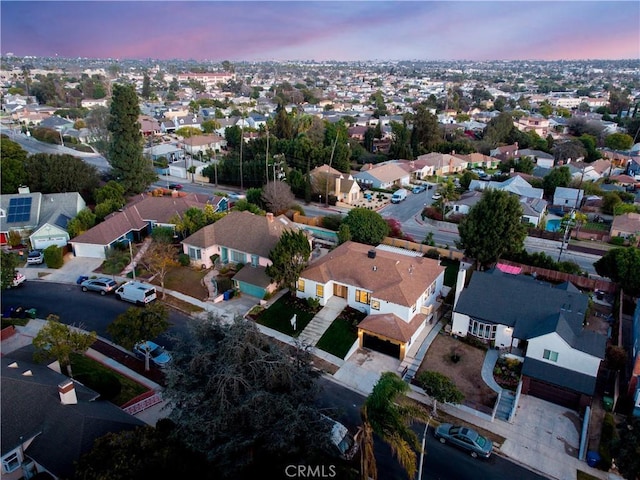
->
left=417, top=418, right=431, bottom=480
left=325, top=133, right=339, bottom=206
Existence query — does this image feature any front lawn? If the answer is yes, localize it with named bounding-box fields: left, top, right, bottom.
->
left=254, top=292, right=318, bottom=337
left=154, top=266, right=209, bottom=300
left=316, top=318, right=358, bottom=358
left=70, top=353, right=149, bottom=406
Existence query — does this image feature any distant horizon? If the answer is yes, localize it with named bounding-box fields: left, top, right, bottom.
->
left=1, top=1, right=639, bottom=62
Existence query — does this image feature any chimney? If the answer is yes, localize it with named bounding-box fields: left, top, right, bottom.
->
left=266, top=212, right=274, bottom=222
left=367, top=249, right=376, bottom=259
left=18, top=185, right=30, bottom=194
left=335, top=175, right=342, bottom=197
left=59, top=379, right=78, bottom=405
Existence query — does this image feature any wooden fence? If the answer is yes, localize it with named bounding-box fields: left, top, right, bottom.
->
left=381, top=237, right=465, bottom=260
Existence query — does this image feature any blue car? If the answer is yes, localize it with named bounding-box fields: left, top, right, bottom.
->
left=133, top=341, right=172, bottom=368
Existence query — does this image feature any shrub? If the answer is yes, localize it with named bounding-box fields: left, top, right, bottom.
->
left=425, top=248, right=440, bottom=259
left=43, top=245, right=64, bottom=269
left=609, top=237, right=626, bottom=246
left=306, top=297, right=320, bottom=309
left=321, top=214, right=343, bottom=231
left=177, top=253, right=190, bottom=266
left=597, top=413, right=618, bottom=471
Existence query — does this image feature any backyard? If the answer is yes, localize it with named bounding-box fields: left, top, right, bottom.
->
left=418, top=332, right=497, bottom=412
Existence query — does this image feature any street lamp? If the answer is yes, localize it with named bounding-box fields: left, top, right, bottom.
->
left=122, top=238, right=136, bottom=281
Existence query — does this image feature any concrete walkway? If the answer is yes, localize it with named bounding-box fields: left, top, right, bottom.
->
left=297, top=296, right=346, bottom=346
left=399, top=318, right=444, bottom=381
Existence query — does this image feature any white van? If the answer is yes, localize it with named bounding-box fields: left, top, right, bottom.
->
left=115, top=281, right=157, bottom=305
left=390, top=188, right=407, bottom=203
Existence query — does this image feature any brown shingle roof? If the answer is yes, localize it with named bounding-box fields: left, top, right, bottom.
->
left=182, top=211, right=300, bottom=257
left=300, top=241, right=443, bottom=307
left=358, top=312, right=426, bottom=343
left=71, top=208, right=146, bottom=245
left=611, top=212, right=640, bottom=234
left=128, top=193, right=222, bottom=224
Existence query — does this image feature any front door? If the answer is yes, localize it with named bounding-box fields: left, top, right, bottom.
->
left=333, top=283, right=347, bottom=298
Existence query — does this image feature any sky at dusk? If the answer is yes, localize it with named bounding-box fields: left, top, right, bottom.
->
left=1, top=1, right=638, bottom=62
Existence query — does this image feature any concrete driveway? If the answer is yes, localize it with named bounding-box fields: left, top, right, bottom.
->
left=20, top=254, right=104, bottom=285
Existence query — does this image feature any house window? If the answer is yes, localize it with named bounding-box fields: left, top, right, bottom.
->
left=297, top=279, right=305, bottom=292
left=468, top=320, right=496, bottom=340
left=356, top=289, right=370, bottom=304
left=2, top=452, right=20, bottom=473
left=543, top=349, right=559, bottom=362
left=316, top=285, right=324, bottom=298
left=188, top=247, right=201, bottom=260
left=371, top=299, right=380, bottom=310
left=231, top=250, right=246, bottom=263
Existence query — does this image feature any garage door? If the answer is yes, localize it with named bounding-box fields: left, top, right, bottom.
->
left=525, top=377, right=581, bottom=410
left=236, top=281, right=266, bottom=300
left=71, top=243, right=107, bottom=259
left=363, top=333, right=401, bottom=359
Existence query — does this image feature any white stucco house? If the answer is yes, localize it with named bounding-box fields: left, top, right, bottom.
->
left=452, top=268, right=606, bottom=410
left=296, top=241, right=445, bottom=360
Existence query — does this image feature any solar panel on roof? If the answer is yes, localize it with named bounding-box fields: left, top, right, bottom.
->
left=6, top=197, right=33, bottom=223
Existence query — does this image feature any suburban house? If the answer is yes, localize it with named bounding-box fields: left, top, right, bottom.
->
left=469, top=175, right=544, bottom=199
left=447, top=190, right=546, bottom=227
left=552, top=187, right=584, bottom=210
left=309, top=164, right=362, bottom=204
left=453, top=152, right=498, bottom=170
left=0, top=189, right=86, bottom=249
left=515, top=115, right=550, bottom=137
left=182, top=134, right=227, bottom=156
left=295, top=241, right=445, bottom=360
left=452, top=268, right=607, bottom=410
left=353, top=162, right=411, bottom=189
left=414, top=152, right=468, bottom=176
left=181, top=211, right=306, bottom=298
left=1, top=356, right=144, bottom=480
left=490, top=143, right=520, bottom=162
left=517, top=149, right=555, bottom=169
left=609, top=212, right=640, bottom=243
left=70, top=193, right=226, bottom=258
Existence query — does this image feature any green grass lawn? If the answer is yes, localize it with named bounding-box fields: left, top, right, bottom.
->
left=254, top=292, right=317, bottom=337
left=316, top=318, right=358, bottom=358
left=70, top=353, right=148, bottom=406
left=440, top=258, right=460, bottom=287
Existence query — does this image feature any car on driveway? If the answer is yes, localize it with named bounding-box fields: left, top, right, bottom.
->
left=168, top=183, right=183, bottom=190
left=27, top=250, right=44, bottom=265
left=80, top=277, right=118, bottom=295
left=133, top=340, right=172, bottom=368
left=434, top=423, right=493, bottom=458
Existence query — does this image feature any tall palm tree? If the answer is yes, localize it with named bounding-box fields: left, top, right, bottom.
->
left=362, top=372, right=429, bottom=479
left=359, top=407, right=377, bottom=480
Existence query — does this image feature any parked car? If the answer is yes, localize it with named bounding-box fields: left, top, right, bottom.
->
left=9, top=272, right=26, bottom=288
left=434, top=423, right=493, bottom=458
left=133, top=340, right=172, bottom=368
left=80, top=277, right=118, bottom=295
left=227, top=191, right=246, bottom=201
left=412, top=185, right=426, bottom=194
left=168, top=183, right=183, bottom=190
left=432, top=192, right=442, bottom=200
left=27, top=250, right=44, bottom=265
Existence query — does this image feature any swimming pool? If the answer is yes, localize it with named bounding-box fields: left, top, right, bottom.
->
left=546, top=219, right=561, bottom=232
left=298, top=224, right=339, bottom=242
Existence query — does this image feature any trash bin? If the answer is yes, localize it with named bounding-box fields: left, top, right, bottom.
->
left=2, top=306, right=16, bottom=318
left=76, top=275, right=89, bottom=285
left=603, top=396, right=614, bottom=412
left=223, top=290, right=232, bottom=301
left=25, top=308, right=37, bottom=319
left=587, top=451, right=601, bottom=468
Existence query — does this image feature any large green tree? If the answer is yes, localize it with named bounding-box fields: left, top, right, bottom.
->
left=342, top=208, right=390, bottom=246
left=542, top=166, right=572, bottom=198
left=614, top=417, right=640, bottom=480
left=415, top=371, right=464, bottom=416
left=108, top=84, right=156, bottom=194
left=1, top=251, right=20, bottom=290
left=24, top=153, right=100, bottom=195
left=163, top=317, right=329, bottom=479
left=363, top=372, right=427, bottom=479
left=457, top=189, right=527, bottom=269
left=107, top=304, right=170, bottom=371
left=594, top=247, right=640, bottom=296
left=605, top=132, right=634, bottom=151
left=266, top=229, right=311, bottom=292
left=33, top=315, right=97, bottom=377
left=74, top=422, right=215, bottom=480
left=0, top=137, right=28, bottom=194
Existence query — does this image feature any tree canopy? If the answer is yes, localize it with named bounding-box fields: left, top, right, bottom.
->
left=108, top=84, right=156, bottom=194
left=162, top=317, right=329, bottom=479
left=457, top=189, right=527, bottom=269
left=342, top=208, right=390, bottom=246
left=594, top=247, right=640, bottom=296
left=1, top=251, right=20, bottom=290
left=265, top=229, right=311, bottom=292
left=23, top=153, right=100, bottom=195
left=0, top=137, right=28, bottom=194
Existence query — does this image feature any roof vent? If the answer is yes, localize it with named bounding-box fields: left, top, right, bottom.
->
left=368, top=249, right=376, bottom=259
left=373, top=265, right=377, bottom=271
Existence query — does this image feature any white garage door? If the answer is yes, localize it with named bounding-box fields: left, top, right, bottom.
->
left=32, top=237, right=67, bottom=250
left=71, top=242, right=107, bottom=259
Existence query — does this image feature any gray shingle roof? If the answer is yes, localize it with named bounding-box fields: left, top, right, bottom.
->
left=522, top=358, right=597, bottom=395
left=1, top=356, right=144, bottom=478
left=455, top=269, right=605, bottom=357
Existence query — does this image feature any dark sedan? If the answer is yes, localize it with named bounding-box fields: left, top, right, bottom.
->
left=434, top=423, right=493, bottom=458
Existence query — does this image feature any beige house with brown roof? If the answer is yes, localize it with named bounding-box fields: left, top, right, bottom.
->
left=181, top=211, right=308, bottom=298
left=610, top=212, right=640, bottom=245
left=309, top=164, right=362, bottom=204
left=414, top=152, right=468, bottom=176
left=296, top=242, right=445, bottom=359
